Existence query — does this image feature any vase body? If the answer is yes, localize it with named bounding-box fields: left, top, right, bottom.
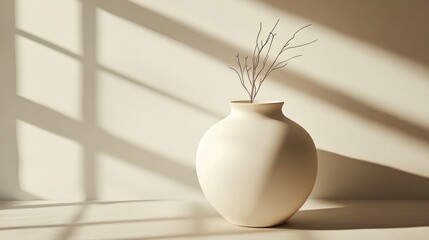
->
left=196, top=101, right=317, bottom=227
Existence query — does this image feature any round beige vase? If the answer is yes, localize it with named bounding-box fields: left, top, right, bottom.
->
left=196, top=101, right=317, bottom=227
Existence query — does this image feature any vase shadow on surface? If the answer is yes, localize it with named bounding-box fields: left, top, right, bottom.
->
left=312, top=150, right=429, bottom=199
left=279, top=149, right=429, bottom=230
left=282, top=200, right=429, bottom=230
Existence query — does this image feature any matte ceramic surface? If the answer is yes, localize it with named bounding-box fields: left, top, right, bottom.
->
left=196, top=101, right=318, bottom=227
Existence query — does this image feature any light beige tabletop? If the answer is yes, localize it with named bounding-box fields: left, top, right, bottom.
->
left=1, top=199, right=428, bottom=240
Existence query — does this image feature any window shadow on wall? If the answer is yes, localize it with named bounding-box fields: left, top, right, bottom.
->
left=0, top=0, right=203, bottom=201
left=260, top=0, right=429, bottom=67
left=269, top=69, right=429, bottom=144
left=1, top=0, right=429, bottom=203
left=97, top=0, right=429, bottom=144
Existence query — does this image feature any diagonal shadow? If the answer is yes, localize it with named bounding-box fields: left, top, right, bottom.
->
left=95, top=0, right=237, bottom=64
left=312, top=150, right=429, bottom=199
left=98, top=65, right=221, bottom=118
left=96, top=125, right=200, bottom=189
left=16, top=29, right=82, bottom=60
left=260, top=0, right=429, bottom=66
left=0, top=199, right=171, bottom=210
left=97, top=0, right=429, bottom=145
left=282, top=200, right=429, bottom=229
left=15, top=97, right=200, bottom=190
left=15, top=24, right=219, bottom=120
left=54, top=204, right=88, bottom=240
left=0, top=215, right=218, bottom=231
left=270, top=70, right=429, bottom=144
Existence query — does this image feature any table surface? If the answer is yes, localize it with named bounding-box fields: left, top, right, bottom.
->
left=1, top=199, right=428, bottom=240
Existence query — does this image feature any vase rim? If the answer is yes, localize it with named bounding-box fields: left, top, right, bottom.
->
left=229, top=100, right=284, bottom=105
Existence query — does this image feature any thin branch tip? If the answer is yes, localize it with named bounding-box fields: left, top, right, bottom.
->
left=231, top=21, right=316, bottom=103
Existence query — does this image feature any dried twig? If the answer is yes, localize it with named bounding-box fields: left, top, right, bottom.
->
left=229, top=20, right=317, bottom=103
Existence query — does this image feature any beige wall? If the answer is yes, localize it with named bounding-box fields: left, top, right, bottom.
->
left=1, top=0, right=429, bottom=200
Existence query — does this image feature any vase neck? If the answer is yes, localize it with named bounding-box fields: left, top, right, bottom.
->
left=229, top=101, right=284, bottom=118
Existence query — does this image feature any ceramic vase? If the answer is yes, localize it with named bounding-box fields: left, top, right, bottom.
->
left=196, top=101, right=317, bottom=227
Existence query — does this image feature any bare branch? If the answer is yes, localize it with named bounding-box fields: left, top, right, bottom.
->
left=275, top=55, right=302, bottom=69
left=244, top=56, right=252, bottom=86
left=284, top=39, right=318, bottom=51
left=281, top=24, right=313, bottom=51
left=264, top=25, right=316, bottom=85
left=254, top=80, right=264, bottom=99
left=253, top=22, right=262, bottom=66
left=229, top=65, right=251, bottom=98
left=229, top=67, right=241, bottom=80
left=229, top=21, right=316, bottom=103
left=252, top=19, right=280, bottom=80
left=263, top=33, right=276, bottom=65
left=254, top=32, right=276, bottom=81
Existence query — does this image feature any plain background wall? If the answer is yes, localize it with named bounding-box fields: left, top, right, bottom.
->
left=1, top=0, right=429, bottom=200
